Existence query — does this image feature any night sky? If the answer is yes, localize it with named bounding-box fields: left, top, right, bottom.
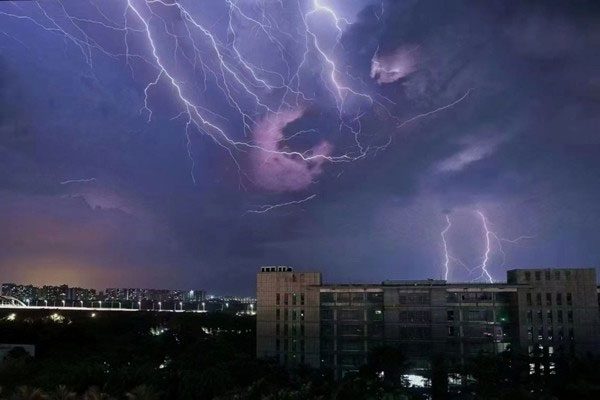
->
left=0, top=0, right=599, bottom=295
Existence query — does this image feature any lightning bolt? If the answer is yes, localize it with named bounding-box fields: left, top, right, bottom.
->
left=246, top=194, right=317, bottom=214
left=60, top=178, right=97, bottom=185
left=441, top=214, right=452, bottom=281
left=1, top=0, right=473, bottom=211
left=441, top=210, right=534, bottom=283
left=476, top=210, right=495, bottom=283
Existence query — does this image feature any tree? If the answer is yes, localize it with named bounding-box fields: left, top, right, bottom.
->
left=81, top=387, right=113, bottom=400
left=49, top=386, right=76, bottom=400
left=125, top=385, right=160, bottom=400
left=367, top=346, right=408, bottom=389
left=10, top=387, right=47, bottom=400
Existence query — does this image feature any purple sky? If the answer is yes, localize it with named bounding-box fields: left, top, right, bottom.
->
left=0, top=0, right=599, bottom=295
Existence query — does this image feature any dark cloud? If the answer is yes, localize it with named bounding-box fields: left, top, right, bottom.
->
left=0, top=0, right=599, bottom=294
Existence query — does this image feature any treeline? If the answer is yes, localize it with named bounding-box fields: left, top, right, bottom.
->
left=1, top=310, right=600, bottom=399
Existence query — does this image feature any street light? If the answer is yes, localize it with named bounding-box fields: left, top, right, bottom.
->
left=44, top=300, right=48, bottom=307
left=80, top=300, right=84, bottom=308
left=138, top=301, right=141, bottom=310
left=158, top=301, right=162, bottom=311
left=26, top=299, right=30, bottom=307
left=179, top=301, right=183, bottom=311
left=61, top=300, right=66, bottom=307
left=202, top=302, right=206, bottom=312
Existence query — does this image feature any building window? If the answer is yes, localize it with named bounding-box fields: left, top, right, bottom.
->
left=284, top=339, right=289, bottom=351
left=339, top=324, right=365, bottom=336
left=547, top=327, right=554, bottom=341
left=568, top=328, right=574, bottom=340
left=537, top=310, right=543, bottom=324
left=546, top=293, right=552, bottom=306
left=366, top=292, right=383, bottom=304
left=567, top=310, right=573, bottom=324
left=276, top=339, right=280, bottom=352
left=339, top=309, right=363, bottom=321
left=536, top=293, right=542, bottom=306
left=292, top=310, right=297, bottom=321
left=557, top=310, right=563, bottom=323
left=276, top=293, right=280, bottom=305
left=284, top=309, right=289, bottom=320
left=351, top=292, right=364, bottom=304
left=537, top=327, right=544, bottom=341
left=525, top=271, right=531, bottom=281
left=526, top=310, right=533, bottom=323
left=276, top=323, right=280, bottom=335
left=554, top=271, right=561, bottom=280
left=526, top=293, right=532, bottom=306
left=284, top=324, right=289, bottom=335
left=535, top=271, right=541, bottom=281
left=403, top=292, right=428, bottom=304
left=466, top=309, right=492, bottom=322
left=400, top=310, right=432, bottom=323
left=448, top=326, right=455, bottom=337
left=300, top=310, right=305, bottom=321
left=447, top=310, right=455, bottom=321
left=300, top=324, right=305, bottom=336
left=320, top=292, right=334, bottom=303
left=566, top=293, right=572, bottom=306
left=546, top=310, right=553, bottom=323
left=300, top=293, right=305, bottom=305
left=368, top=309, right=383, bottom=322
left=337, top=292, right=351, bottom=303
left=320, top=322, right=334, bottom=336
left=545, top=271, right=551, bottom=281
left=565, top=270, right=571, bottom=280
left=276, top=309, right=280, bottom=320
left=527, top=326, right=533, bottom=341
left=284, top=293, right=289, bottom=306
left=321, top=308, right=333, bottom=320
left=292, top=293, right=297, bottom=306
left=556, top=293, right=562, bottom=306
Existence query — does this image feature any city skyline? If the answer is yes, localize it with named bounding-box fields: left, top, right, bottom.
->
left=1, top=1, right=599, bottom=294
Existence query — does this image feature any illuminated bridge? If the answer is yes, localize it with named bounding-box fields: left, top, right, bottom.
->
left=0, top=297, right=203, bottom=313
left=0, top=295, right=26, bottom=307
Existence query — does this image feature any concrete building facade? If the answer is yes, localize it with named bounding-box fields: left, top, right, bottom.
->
left=257, top=266, right=600, bottom=378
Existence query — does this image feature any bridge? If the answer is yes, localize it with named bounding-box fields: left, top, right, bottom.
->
left=0, top=295, right=26, bottom=307
left=0, top=296, right=206, bottom=313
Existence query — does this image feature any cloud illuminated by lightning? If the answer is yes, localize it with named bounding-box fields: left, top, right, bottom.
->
left=0, top=0, right=473, bottom=210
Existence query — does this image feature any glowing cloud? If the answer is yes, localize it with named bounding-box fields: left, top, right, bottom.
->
left=251, top=109, right=332, bottom=192
left=370, top=46, right=418, bottom=84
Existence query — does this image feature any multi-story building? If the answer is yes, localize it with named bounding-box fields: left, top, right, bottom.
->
left=256, top=266, right=600, bottom=379
left=256, top=266, right=322, bottom=366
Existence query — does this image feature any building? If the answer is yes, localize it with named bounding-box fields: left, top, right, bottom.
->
left=256, top=266, right=600, bottom=379
left=256, top=266, right=321, bottom=366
